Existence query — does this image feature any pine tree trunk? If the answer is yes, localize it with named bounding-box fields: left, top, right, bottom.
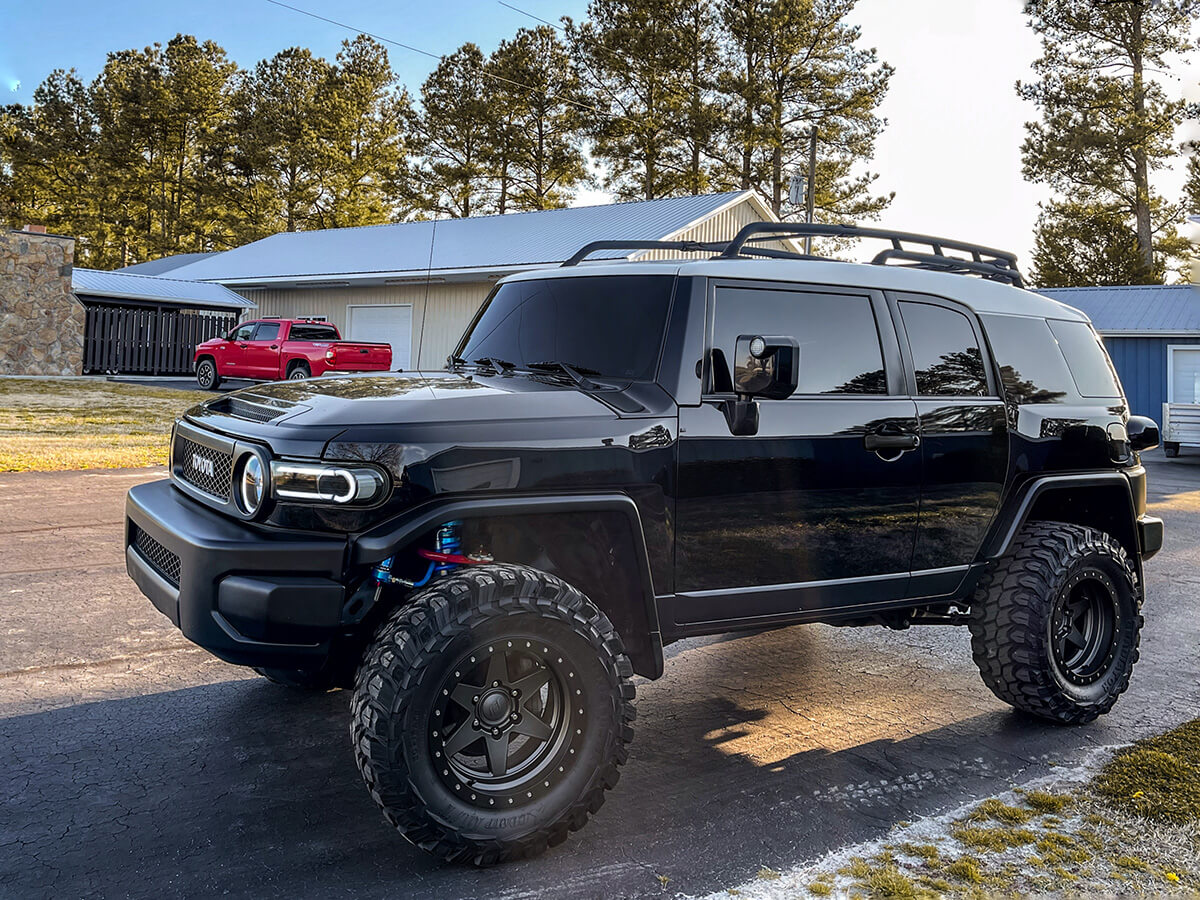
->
left=1131, top=12, right=1154, bottom=275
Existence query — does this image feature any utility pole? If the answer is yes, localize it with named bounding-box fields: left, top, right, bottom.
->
left=804, top=127, right=817, bottom=255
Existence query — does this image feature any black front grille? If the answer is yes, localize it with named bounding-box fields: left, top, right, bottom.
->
left=131, top=524, right=182, bottom=586
left=176, top=434, right=233, bottom=499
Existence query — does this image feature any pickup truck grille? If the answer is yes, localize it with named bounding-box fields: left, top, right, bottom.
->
left=130, top=524, right=182, bottom=587
left=175, top=433, right=234, bottom=499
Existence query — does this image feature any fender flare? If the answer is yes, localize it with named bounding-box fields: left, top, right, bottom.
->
left=981, top=472, right=1139, bottom=563
left=351, top=493, right=664, bottom=678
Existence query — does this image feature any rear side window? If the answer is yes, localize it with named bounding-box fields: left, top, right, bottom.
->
left=252, top=322, right=281, bottom=341
left=710, top=287, right=886, bottom=394
left=899, top=301, right=988, bottom=396
left=290, top=324, right=338, bottom=341
left=1047, top=319, right=1122, bottom=398
left=980, top=314, right=1074, bottom=405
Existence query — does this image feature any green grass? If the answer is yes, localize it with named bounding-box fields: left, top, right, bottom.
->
left=0, top=378, right=206, bottom=472
left=1095, top=718, right=1200, bottom=824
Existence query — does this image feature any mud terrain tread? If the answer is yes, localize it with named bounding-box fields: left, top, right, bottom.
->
left=968, top=520, right=1141, bottom=725
left=350, top=564, right=635, bottom=865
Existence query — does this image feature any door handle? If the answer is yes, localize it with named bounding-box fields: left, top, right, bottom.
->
left=270, top=345, right=278, bottom=349
left=863, top=432, right=920, bottom=452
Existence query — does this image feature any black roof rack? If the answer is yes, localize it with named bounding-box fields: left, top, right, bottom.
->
left=561, top=222, right=1024, bottom=288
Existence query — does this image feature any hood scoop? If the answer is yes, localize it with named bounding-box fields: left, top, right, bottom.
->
left=204, top=392, right=308, bottom=424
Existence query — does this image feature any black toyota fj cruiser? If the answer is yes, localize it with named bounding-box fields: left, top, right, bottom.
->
left=125, top=223, right=1163, bottom=865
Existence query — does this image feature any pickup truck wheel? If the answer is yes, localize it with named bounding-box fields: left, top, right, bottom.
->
left=196, top=358, right=220, bottom=390
left=969, top=521, right=1141, bottom=725
left=287, top=362, right=311, bottom=380
left=1164, top=442, right=1180, bottom=458
left=351, top=564, right=635, bottom=865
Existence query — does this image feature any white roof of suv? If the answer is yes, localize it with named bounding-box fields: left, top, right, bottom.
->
left=502, top=257, right=1090, bottom=322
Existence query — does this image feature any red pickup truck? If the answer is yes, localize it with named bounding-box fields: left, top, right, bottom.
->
left=193, top=319, right=392, bottom=389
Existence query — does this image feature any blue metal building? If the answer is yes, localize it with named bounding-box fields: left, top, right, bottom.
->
left=1039, top=285, right=1200, bottom=423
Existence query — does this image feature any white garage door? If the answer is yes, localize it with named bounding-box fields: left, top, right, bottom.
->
left=347, top=305, right=412, bottom=370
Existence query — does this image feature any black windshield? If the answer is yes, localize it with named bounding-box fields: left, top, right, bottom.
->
left=455, top=275, right=676, bottom=381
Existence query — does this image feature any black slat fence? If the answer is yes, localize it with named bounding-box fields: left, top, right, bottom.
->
left=82, top=304, right=238, bottom=376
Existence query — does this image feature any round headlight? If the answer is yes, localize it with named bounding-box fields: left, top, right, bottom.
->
left=240, top=454, right=265, bottom=514
left=749, top=336, right=767, bottom=358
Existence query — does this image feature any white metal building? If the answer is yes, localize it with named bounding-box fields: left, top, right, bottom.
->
left=165, top=192, right=779, bottom=370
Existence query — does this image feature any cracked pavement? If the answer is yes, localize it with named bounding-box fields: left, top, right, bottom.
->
left=1, top=456, right=1199, bottom=899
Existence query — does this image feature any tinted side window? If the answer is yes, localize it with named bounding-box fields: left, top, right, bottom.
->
left=290, top=324, right=338, bottom=341
left=253, top=322, right=281, bottom=341
left=1047, top=319, right=1122, bottom=398
left=980, top=314, right=1073, bottom=405
left=899, top=301, right=988, bottom=396
left=230, top=323, right=257, bottom=341
left=711, top=287, right=886, bottom=395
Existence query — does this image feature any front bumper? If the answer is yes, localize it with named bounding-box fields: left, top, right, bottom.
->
left=1138, top=514, right=1164, bottom=561
left=125, top=479, right=349, bottom=669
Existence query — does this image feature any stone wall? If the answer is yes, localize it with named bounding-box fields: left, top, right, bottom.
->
left=0, top=230, right=84, bottom=375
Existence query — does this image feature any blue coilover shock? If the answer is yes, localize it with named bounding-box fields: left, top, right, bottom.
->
left=434, top=520, right=462, bottom=576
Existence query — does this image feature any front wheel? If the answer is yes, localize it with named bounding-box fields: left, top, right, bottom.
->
left=969, top=521, right=1141, bottom=724
left=351, top=565, right=635, bottom=865
left=196, top=358, right=220, bottom=390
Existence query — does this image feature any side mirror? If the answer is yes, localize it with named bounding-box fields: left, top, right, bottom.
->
left=1127, top=415, right=1160, bottom=452
left=734, top=335, right=800, bottom=400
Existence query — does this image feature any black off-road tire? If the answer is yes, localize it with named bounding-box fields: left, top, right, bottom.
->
left=287, top=361, right=311, bottom=380
left=196, top=357, right=220, bottom=390
left=969, top=521, right=1142, bottom=725
left=1164, top=442, right=1181, bottom=458
left=351, top=564, right=635, bottom=865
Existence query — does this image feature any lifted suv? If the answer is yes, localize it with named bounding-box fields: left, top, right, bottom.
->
left=125, top=223, right=1163, bottom=865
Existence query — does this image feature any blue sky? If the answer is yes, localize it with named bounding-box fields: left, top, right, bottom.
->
left=2, top=0, right=1196, bottom=265
left=0, top=0, right=587, bottom=96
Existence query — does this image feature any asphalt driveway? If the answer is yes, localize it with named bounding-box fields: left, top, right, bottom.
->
left=2, top=456, right=1198, bottom=899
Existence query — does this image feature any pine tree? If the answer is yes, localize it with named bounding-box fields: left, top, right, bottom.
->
left=233, top=47, right=334, bottom=236
left=485, top=26, right=589, bottom=211
left=310, top=36, right=414, bottom=228
left=1020, top=0, right=1199, bottom=283
left=565, top=0, right=703, bottom=201
left=413, top=44, right=493, bottom=217
left=1031, top=200, right=1161, bottom=286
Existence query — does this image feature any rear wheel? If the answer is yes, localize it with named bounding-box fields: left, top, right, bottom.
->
left=1164, top=441, right=1180, bottom=458
left=287, top=362, right=311, bottom=380
left=351, top=564, right=635, bottom=865
left=196, top=358, right=220, bottom=390
left=969, top=521, right=1141, bottom=724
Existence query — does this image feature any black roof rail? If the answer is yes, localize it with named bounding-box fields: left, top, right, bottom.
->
left=718, top=222, right=1025, bottom=287
left=561, top=239, right=727, bottom=267
left=560, top=223, right=1025, bottom=287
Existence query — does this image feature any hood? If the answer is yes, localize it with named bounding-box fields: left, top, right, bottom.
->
left=196, top=371, right=626, bottom=429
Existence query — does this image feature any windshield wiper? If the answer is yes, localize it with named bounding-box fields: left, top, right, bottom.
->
left=473, top=356, right=516, bottom=376
left=526, top=360, right=602, bottom=390
left=446, top=354, right=468, bottom=369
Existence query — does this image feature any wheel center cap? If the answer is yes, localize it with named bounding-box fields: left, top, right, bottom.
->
left=477, top=688, right=513, bottom=726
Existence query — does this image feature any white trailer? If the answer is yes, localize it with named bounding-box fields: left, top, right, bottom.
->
left=1162, top=402, right=1200, bottom=457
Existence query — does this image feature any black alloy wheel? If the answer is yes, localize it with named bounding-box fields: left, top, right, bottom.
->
left=1050, top=569, right=1119, bottom=686
left=431, top=639, right=576, bottom=808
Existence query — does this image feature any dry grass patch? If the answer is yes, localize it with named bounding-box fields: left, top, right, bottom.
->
left=0, top=378, right=205, bottom=472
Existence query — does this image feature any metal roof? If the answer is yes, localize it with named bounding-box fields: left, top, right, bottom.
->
left=1038, top=284, right=1200, bottom=334
left=117, top=252, right=218, bottom=276
left=72, top=268, right=257, bottom=309
left=166, top=192, right=758, bottom=286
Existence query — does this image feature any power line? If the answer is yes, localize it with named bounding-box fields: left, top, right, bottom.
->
left=261, top=0, right=623, bottom=121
